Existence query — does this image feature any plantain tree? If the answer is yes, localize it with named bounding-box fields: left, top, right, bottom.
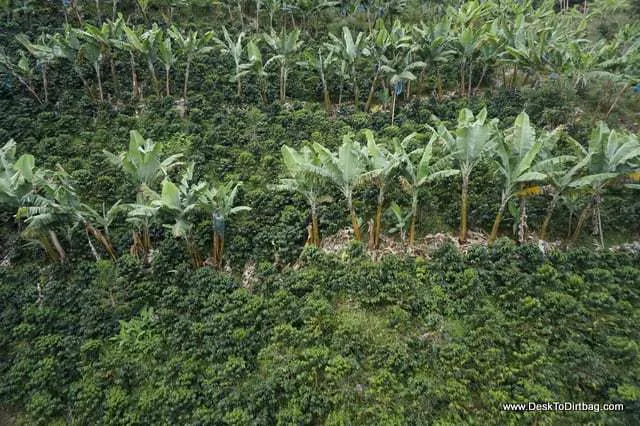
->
left=0, top=140, right=36, bottom=207
left=168, top=26, right=214, bottom=105
left=157, top=33, right=177, bottom=96
left=568, top=123, right=640, bottom=248
left=15, top=33, right=56, bottom=103
left=398, top=134, right=459, bottom=246
left=536, top=138, right=590, bottom=241
left=274, top=145, right=328, bottom=246
left=313, top=135, right=367, bottom=241
left=326, top=27, right=366, bottom=109
left=297, top=47, right=334, bottom=112
left=214, top=26, right=250, bottom=98
left=104, top=130, right=183, bottom=263
left=434, top=108, right=498, bottom=243
left=362, top=129, right=403, bottom=249
left=263, top=28, right=303, bottom=102
left=198, top=181, right=250, bottom=269
left=488, top=112, right=562, bottom=244
left=149, top=164, right=206, bottom=267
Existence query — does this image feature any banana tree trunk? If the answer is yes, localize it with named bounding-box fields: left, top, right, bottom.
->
left=183, top=59, right=191, bottom=105
left=148, top=62, right=160, bottom=96
left=540, top=192, right=559, bottom=241
left=320, top=69, right=331, bottom=113
left=110, top=56, right=119, bottom=98
left=488, top=195, right=508, bottom=244
left=311, top=204, right=320, bottom=246
left=364, top=70, right=379, bottom=112
left=42, top=63, right=48, bottom=103
left=94, top=62, right=104, bottom=101
left=373, top=188, right=384, bottom=249
left=86, top=229, right=101, bottom=261
left=352, top=66, right=359, bottom=109
left=570, top=201, right=592, bottom=245
left=409, top=192, right=418, bottom=246
left=130, top=53, right=139, bottom=99
left=459, top=174, right=469, bottom=243
left=237, top=77, right=242, bottom=98
left=348, top=197, right=361, bottom=241
left=165, top=65, right=171, bottom=96
left=49, top=230, right=66, bottom=263
left=391, top=90, right=397, bottom=125
left=518, top=196, right=528, bottom=244
left=594, top=194, right=604, bottom=248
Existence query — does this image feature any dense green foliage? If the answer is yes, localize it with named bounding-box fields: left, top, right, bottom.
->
left=1, top=0, right=640, bottom=424
left=2, top=242, right=640, bottom=424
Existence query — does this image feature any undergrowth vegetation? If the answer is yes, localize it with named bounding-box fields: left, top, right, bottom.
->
left=1, top=0, right=639, bottom=424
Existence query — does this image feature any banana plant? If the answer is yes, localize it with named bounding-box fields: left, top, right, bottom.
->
left=312, top=135, right=367, bottom=241
left=157, top=34, right=177, bottom=97
left=246, top=38, right=274, bottom=104
left=140, top=24, right=162, bottom=96
left=168, top=26, right=215, bottom=105
left=326, top=27, right=366, bottom=109
left=398, top=134, right=459, bottom=246
left=0, top=139, right=36, bottom=207
left=149, top=164, right=206, bottom=267
left=297, top=47, right=335, bottom=112
left=76, top=28, right=105, bottom=101
left=361, top=19, right=407, bottom=112
left=487, top=112, right=561, bottom=244
left=387, top=202, right=411, bottom=247
left=412, top=20, right=455, bottom=98
left=17, top=166, right=117, bottom=262
left=15, top=33, right=56, bottom=103
left=385, top=61, right=424, bottom=125
left=568, top=123, right=640, bottom=248
left=0, top=49, right=42, bottom=104
left=263, top=28, right=303, bottom=102
left=198, top=181, right=250, bottom=269
left=104, top=130, right=183, bottom=263
left=214, top=26, right=250, bottom=98
left=273, top=145, right=328, bottom=246
left=362, top=129, right=403, bottom=249
left=536, top=138, right=589, bottom=240
left=433, top=108, right=498, bottom=243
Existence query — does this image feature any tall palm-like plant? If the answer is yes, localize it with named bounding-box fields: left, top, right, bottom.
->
left=198, top=181, right=250, bottom=269
left=157, top=33, right=177, bottom=97
left=568, top=123, right=640, bottom=248
left=434, top=108, right=498, bottom=243
left=0, top=140, right=36, bottom=207
left=149, top=164, right=206, bottom=267
left=487, top=112, right=561, bottom=244
left=297, top=47, right=334, bottom=112
left=15, top=33, right=56, bottom=103
left=168, top=26, right=215, bottom=105
left=263, top=28, right=303, bottom=102
left=274, top=145, right=327, bottom=246
left=76, top=27, right=105, bottom=101
left=536, top=151, right=589, bottom=241
left=312, top=135, right=367, bottom=241
left=326, top=27, right=366, bottom=109
left=214, top=26, right=250, bottom=98
left=0, top=49, right=42, bottom=104
left=103, top=130, right=183, bottom=263
left=246, top=38, right=273, bottom=104
left=398, top=134, right=459, bottom=246
left=362, top=129, right=403, bottom=249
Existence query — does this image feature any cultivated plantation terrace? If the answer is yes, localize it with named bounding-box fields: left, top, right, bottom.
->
left=1, top=0, right=639, bottom=424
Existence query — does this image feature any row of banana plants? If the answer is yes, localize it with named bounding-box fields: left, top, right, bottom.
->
left=0, top=131, right=249, bottom=268
left=2, top=1, right=638, bottom=118
left=277, top=108, right=640, bottom=249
